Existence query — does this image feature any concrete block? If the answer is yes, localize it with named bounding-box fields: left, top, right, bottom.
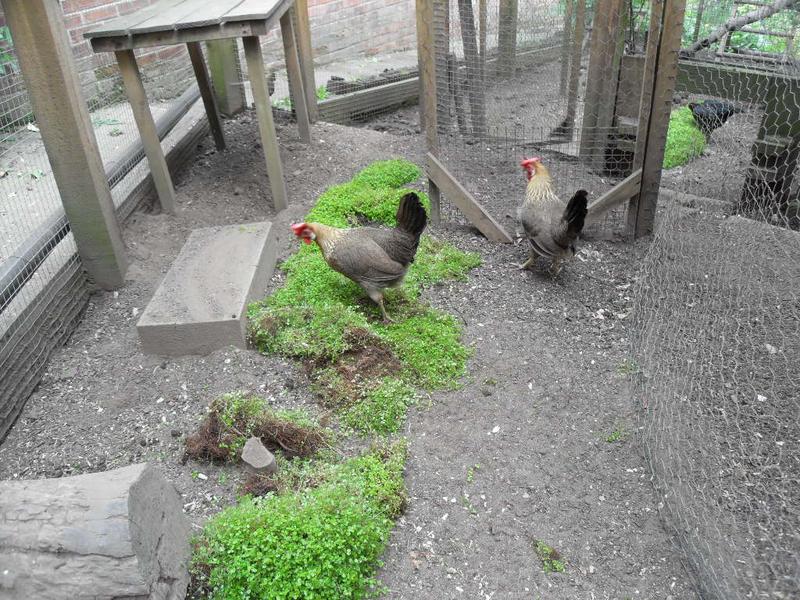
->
left=137, top=221, right=276, bottom=356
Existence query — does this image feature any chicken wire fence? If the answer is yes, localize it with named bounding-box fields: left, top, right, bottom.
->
left=631, top=1, right=800, bottom=599
left=428, top=0, right=646, bottom=240
left=0, top=5, right=197, bottom=439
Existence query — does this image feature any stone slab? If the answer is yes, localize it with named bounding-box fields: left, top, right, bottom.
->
left=137, top=221, right=276, bottom=356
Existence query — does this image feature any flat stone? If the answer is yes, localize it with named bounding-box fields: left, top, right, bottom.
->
left=241, top=436, right=277, bottom=475
left=137, top=222, right=276, bottom=356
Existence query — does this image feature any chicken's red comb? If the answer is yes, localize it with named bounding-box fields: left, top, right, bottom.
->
left=520, top=157, right=541, bottom=167
left=290, top=222, right=307, bottom=235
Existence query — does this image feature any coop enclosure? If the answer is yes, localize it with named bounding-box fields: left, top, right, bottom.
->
left=417, top=1, right=799, bottom=599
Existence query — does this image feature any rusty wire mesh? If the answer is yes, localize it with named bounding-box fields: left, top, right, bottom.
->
left=631, top=1, right=800, bottom=598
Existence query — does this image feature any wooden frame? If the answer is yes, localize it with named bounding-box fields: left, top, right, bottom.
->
left=4, top=0, right=128, bottom=289
left=426, top=153, right=513, bottom=243
left=280, top=7, right=312, bottom=142
left=187, top=41, right=226, bottom=150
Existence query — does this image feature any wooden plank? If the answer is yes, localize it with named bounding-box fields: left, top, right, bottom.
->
left=281, top=7, right=312, bottom=143
left=632, top=0, right=687, bottom=238
left=294, top=0, right=318, bottom=122
left=426, top=153, right=513, bottom=243
left=242, top=35, right=288, bottom=212
left=90, top=22, right=264, bottom=52
left=559, top=0, right=574, bottom=96
left=428, top=179, right=442, bottom=225
left=187, top=42, right=226, bottom=150
left=317, top=77, right=419, bottom=123
left=632, top=1, right=664, bottom=173
left=416, top=0, right=439, bottom=154
left=84, top=0, right=185, bottom=38
left=175, top=0, right=244, bottom=29
left=126, top=0, right=203, bottom=34
left=586, top=168, right=642, bottom=222
left=222, top=0, right=288, bottom=22
left=115, top=49, right=177, bottom=214
left=206, top=39, right=247, bottom=116
left=4, top=0, right=128, bottom=289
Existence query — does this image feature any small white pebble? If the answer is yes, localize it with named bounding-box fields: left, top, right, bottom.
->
left=197, top=473, right=208, bottom=481
left=491, top=425, right=500, bottom=434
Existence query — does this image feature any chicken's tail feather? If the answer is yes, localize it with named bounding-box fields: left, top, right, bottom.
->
left=560, top=189, right=588, bottom=241
left=395, top=192, right=428, bottom=239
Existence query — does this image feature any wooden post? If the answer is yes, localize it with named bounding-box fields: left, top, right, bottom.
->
left=116, top=49, right=177, bottom=214
left=564, top=0, right=585, bottom=135
left=294, top=0, right=318, bottom=122
left=417, top=0, right=441, bottom=221
left=630, top=0, right=687, bottom=238
left=632, top=0, right=664, bottom=173
left=187, top=41, right=226, bottom=150
left=458, top=0, right=486, bottom=137
left=3, top=0, right=127, bottom=289
left=205, top=39, right=246, bottom=117
left=579, top=0, right=626, bottom=169
left=242, top=36, right=288, bottom=212
left=560, top=0, right=575, bottom=96
left=498, top=0, right=518, bottom=74
left=691, top=0, right=706, bottom=43
left=281, top=7, right=312, bottom=143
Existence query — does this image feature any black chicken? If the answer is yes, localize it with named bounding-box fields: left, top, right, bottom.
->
left=688, top=100, right=744, bottom=139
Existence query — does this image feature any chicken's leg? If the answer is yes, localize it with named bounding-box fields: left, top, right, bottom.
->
left=518, top=250, right=536, bottom=271
left=367, top=289, right=393, bottom=324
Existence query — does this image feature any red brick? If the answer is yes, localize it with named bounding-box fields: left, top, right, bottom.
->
left=61, top=0, right=108, bottom=15
left=80, top=4, right=119, bottom=25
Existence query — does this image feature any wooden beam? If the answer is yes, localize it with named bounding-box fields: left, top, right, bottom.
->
left=498, top=0, right=518, bottom=73
left=426, top=153, right=513, bottom=243
left=560, top=0, right=574, bottom=96
left=187, top=41, right=226, bottom=150
left=416, top=0, right=439, bottom=154
left=205, top=39, right=246, bottom=116
left=242, top=35, right=288, bottom=212
left=563, top=0, right=585, bottom=134
left=632, top=0, right=687, bottom=238
left=281, top=7, right=312, bottom=143
left=3, top=0, right=128, bottom=289
left=293, top=0, right=318, bottom=122
left=632, top=0, right=664, bottom=172
left=115, top=49, right=178, bottom=214
left=579, top=0, right=626, bottom=169
left=587, top=168, right=642, bottom=222
left=458, top=0, right=486, bottom=137
left=316, top=77, right=419, bottom=123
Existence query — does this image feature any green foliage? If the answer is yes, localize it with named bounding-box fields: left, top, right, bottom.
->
left=350, top=159, right=421, bottom=190
left=375, top=308, right=471, bottom=389
left=606, top=427, right=626, bottom=444
left=534, top=540, right=566, bottom=574
left=341, top=378, right=417, bottom=435
left=316, top=85, right=330, bottom=101
left=191, top=443, right=406, bottom=600
left=663, top=107, right=707, bottom=169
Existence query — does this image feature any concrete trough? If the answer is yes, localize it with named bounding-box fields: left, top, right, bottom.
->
left=137, top=221, right=276, bottom=356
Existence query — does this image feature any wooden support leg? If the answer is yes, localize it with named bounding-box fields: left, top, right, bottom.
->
left=294, top=0, right=318, bottom=122
left=242, top=36, right=288, bottom=212
left=187, top=41, right=226, bottom=151
left=428, top=178, right=441, bottom=225
left=115, top=49, right=177, bottom=214
left=281, top=7, right=312, bottom=143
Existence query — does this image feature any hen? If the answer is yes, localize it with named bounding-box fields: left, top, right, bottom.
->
left=291, top=192, right=427, bottom=322
left=517, top=157, right=588, bottom=274
left=688, top=100, right=743, bottom=139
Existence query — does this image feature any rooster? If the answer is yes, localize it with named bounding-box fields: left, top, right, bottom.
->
left=290, top=192, right=427, bottom=323
left=517, top=157, right=588, bottom=274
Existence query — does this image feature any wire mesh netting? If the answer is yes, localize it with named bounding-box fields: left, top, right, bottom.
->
left=631, top=1, right=800, bottom=598
left=430, top=0, right=645, bottom=239
left=0, top=4, right=198, bottom=438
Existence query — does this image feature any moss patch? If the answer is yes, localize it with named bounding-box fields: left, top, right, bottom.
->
left=534, top=540, right=566, bottom=574
left=663, top=107, right=707, bottom=169
left=192, top=160, right=478, bottom=599
left=190, top=442, right=407, bottom=600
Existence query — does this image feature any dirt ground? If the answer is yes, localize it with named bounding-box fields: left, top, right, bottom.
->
left=0, top=111, right=697, bottom=598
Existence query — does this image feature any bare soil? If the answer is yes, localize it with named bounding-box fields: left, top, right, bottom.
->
left=0, top=111, right=697, bottom=598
